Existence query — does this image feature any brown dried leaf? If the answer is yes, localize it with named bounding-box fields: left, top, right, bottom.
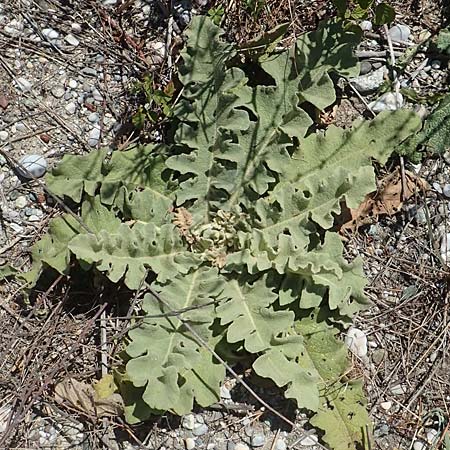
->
left=55, top=378, right=123, bottom=418
left=173, top=207, right=194, bottom=243
left=341, top=168, right=429, bottom=231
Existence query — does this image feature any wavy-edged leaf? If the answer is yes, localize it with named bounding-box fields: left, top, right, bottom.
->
left=47, top=146, right=171, bottom=206
left=69, top=223, right=200, bottom=289
left=296, top=310, right=370, bottom=450
left=125, top=267, right=226, bottom=413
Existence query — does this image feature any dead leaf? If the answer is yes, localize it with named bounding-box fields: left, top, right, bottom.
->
left=55, top=378, right=123, bottom=418
left=340, top=168, right=429, bottom=232
left=173, top=207, right=195, bottom=243
left=0, top=95, right=9, bottom=110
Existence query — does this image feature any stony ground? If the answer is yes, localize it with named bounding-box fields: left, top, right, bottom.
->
left=1, top=0, right=450, bottom=449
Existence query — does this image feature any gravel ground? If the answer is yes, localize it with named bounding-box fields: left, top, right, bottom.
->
left=1, top=0, right=450, bottom=449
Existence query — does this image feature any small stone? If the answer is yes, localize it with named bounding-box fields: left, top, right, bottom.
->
left=427, top=429, right=438, bottom=444
left=359, top=60, right=372, bottom=75
left=431, top=59, right=442, bottom=70
left=345, top=327, right=368, bottom=358
left=443, top=184, right=450, bottom=198
left=433, top=182, right=443, bottom=194
left=441, top=233, right=450, bottom=263
left=192, top=423, right=208, bottom=437
left=81, top=67, right=97, bottom=77
left=415, top=208, right=427, bottom=225
left=350, top=66, right=387, bottom=94
left=65, top=102, right=77, bottom=114
left=182, top=414, right=195, bottom=430
left=360, top=20, right=372, bottom=31
left=88, top=127, right=101, bottom=147
left=88, top=112, right=100, bottom=123
left=18, top=154, right=47, bottom=179
left=68, top=79, right=78, bottom=89
left=388, top=24, right=411, bottom=42
left=390, top=382, right=407, bottom=395
left=380, top=401, right=392, bottom=411
left=64, top=33, right=79, bottom=46
left=71, top=22, right=82, bottom=33
left=15, top=196, right=28, bottom=209
left=92, top=89, right=103, bottom=102
left=275, top=438, right=287, bottom=450
left=42, top=28, right=59, bottom=40
left=28, top=214, right=41, bottom=222
left=220, top=385, right=231, bottom=399
left=185, top=437, right=196, bottom=450
left=16, top=77, right=32, bottom=92
left=250, top=434, right=265, bottom=447
left=368, top=92, right=403, bottom=112
left=51, top=86, right=65, bottom=98
left=0, top=130, right=8, bottom=141
left=299, top=434, right=319, bottom=446
left=234, top=444, right=249, bottom=450
left=413, top=440, right=426, bottom=450
left=95, top=54, right=105, bottom=64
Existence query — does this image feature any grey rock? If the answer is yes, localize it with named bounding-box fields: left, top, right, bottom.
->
left=88, top=112, right=100, bottom=123
left=81, top=67, right=97, bottom=77
left=16, top=77, right=32, bottom=92
left=350, top=66, right=387, bottom=94
left=51, top=86, right=65, bottom=98
left=18, top=154, right=47, bottom=178
left=28, top=214, right=41, bottom=222
left=413, top=440, right=426, bottom=450
left=192, top=423, right=208, bottom=437
left=431, top=59, right=441, bottom=70
left=443, top=184, right=450, bottom=198
left=42, top=28, right=59, bottom=40
left=95, top=54, right=105, bottom=64
left=68, top=79, right=78, bottom=89
left=388, top=24, right=411, bottom=42
left=92, top=89, right=103, bottom=102
left=88, top=127, right=101, bottom=147
left=359, top=60, right=372, bottom=75
left=220, top=385, right=232, bottom=399
left=63, top=91, right=73, bottom=100
left=274, top=439, right=287, bottom=450
left=0, top=130, right=8, bottom=141
left=250, top=434, right=265, bottom=447
left=415, top=208, right=427, bottom=225
left=64, top=33, right=80, bottom=47
left=299, top=434, right=318, bottom=446
left=369, top=92, right=403, bottom=112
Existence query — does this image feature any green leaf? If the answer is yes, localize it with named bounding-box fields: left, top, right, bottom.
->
left=398, top=95, right=450, bottom=158
left=297, top=310, right=370, bottom=450
left=374, top=3, right=395, bottom=25
left=124, top=267, right=226, bottom=413
left=332, top=0, right=347, bottom=16
left=69, top=223, right=201, bottom=289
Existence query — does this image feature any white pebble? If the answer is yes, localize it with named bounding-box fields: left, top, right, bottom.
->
left=299, top=434, right=319, bottom=446
left=443, top=184, right=450, bottom=198
left=413, top=440, right=426, bottom=450
left=42, top=28, right=59, bottom=40
left=360, top=20, right=372, bottom=31
left=220, top=385, right=231, bottom=399
left=235, top=444, right=250, bottom=450
left=65, top=102, right=77, bottom=114
left=68, top=79, right=78, bottom=89
left=88, top=112, right=100, bottom=123
left=16, top=77, right=32, bottom=92
left=182, top=414, right=195, bottom=430
left=380, top=401, right=392, bottom=411
left=388, top=24, right=411, bottom=42
left=71, top=22, right=82, bottom=33
left=185, top=437, right=196, bottom=450
left=51, top=85, right=65, bottom=98
left=369, top=92, right=403, bottom=113
left=18, top=154, right=47, bottom=178
left=441, top=233, right=450, bottom=263
left=64, top=33, right=79, bottom=46
left=92, top=89, right=103, bottom=102
left=0, top=130, right=8, bottom=141
left=345, top=327, right=368, bottom=358
left=427, top=429, right=438, bottom=444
